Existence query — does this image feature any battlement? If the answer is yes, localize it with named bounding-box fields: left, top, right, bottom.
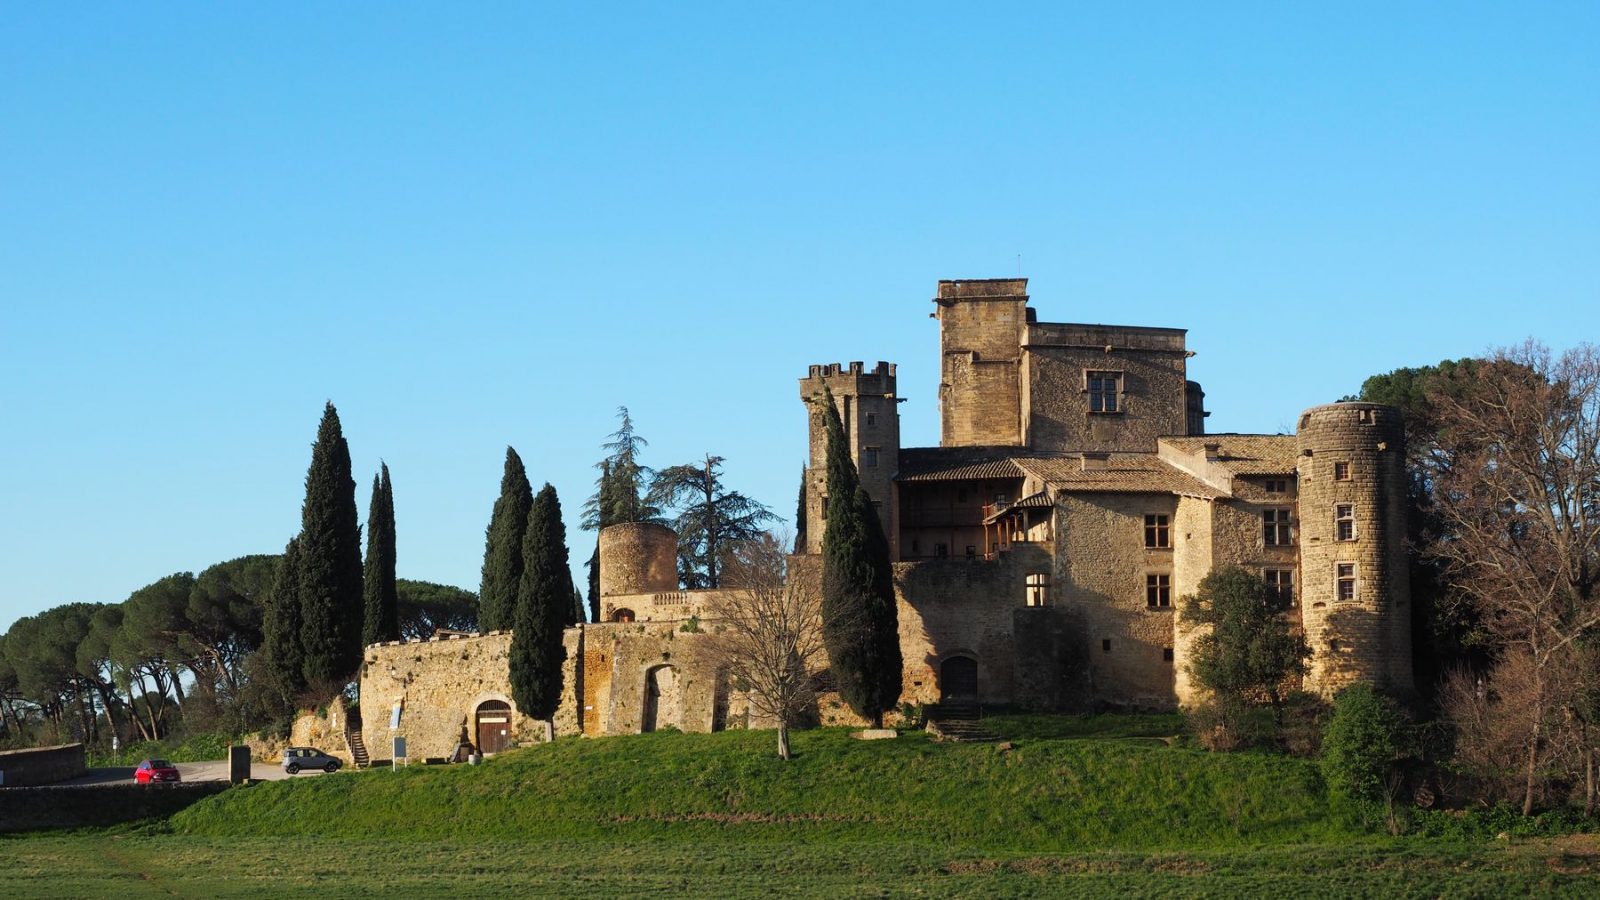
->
left=804, top=360, right=896, bottom=379
left=935, top=278, right=1029, bottom=302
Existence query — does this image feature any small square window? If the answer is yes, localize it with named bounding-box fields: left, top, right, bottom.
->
left=1357, top=409, right=1376, bottom=424
left=1144, top=514, right=1171, bottom=549
left=965, top=545, right=977, bottom=559
left=864, top=447, right=880, bottom=469
left=1025, top=572, right=1050, bottom=607
left=1146, top=573, right=1171, bottom=608
left=1336, top=563, right=1357, bottom=601
left=866, top=412, right=877, bottom=426
left=1264, top=569, right=1295, bottom=606
left=1162, top=647, right=1174, bottom=663
left=1333, top=461, right=1351, bottom=481
left=935, top=543, right=949, bottom=558
left=1263, top=508, right=1294, bottom=546
left=1102, top=638, right=1112, bottom=652
left=1086, top=371, right=1123, bottom=414
left=1265, top=478, right=1288, bottom=494
left=1335, top=504, right=1356, bottom=541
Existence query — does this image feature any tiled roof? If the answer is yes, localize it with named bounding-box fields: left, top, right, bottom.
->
left=1160, top=434, right=1299, bottom=476
left=1015, top=455, right=1222, bottom=498
left=896, top=447, right=1025, bottom=482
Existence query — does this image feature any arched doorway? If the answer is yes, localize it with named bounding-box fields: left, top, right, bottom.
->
left=611, top=608, right=636, bottom=623
left=940, top=656, right=978, bottom=702
left=475, top=699, right=513, bottom=754
left=641, top=665, right=681, bottom=732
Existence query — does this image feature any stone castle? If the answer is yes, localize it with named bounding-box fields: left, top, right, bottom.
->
left=356, top=277, right=1413, bottom=760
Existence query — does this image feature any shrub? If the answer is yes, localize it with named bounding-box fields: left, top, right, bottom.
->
left=1321, top=684, right=1410, bottom=831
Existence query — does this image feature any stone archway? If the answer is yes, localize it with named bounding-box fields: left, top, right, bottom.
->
left=611, top=608, right=636, bottom=623
left=641, top=664, right=682, bottom=733
left=475, top=699, right=513, bottom=754
left=940, top=655, right=979, bottom=702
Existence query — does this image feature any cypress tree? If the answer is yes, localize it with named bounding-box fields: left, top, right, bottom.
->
left=794, top=466, right=808, bottom=553
left=510, top=483, right=572, bottom=741
left=818, top=387, right=902, bottom=728
left=259, top=536, right=306, bottom=708
left=362, top=463, right=400, bottom=646
left=478, top=447, right=533, bottom=632
left=297, top=402, right=365, bottom=687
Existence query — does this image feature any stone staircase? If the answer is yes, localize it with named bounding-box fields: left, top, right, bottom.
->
left=924, top=700, right=1001, bottom=743
left=345, top=713, right=370, bottom=769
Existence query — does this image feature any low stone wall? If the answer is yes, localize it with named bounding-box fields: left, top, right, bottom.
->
left=0, top=782, right=230, bottom=833
left=0, top=743, right=86, bottom=787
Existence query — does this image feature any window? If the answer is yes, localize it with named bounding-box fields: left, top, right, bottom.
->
left=935, top=543, right=949, bottom=558
left=1163, top=647, right=1174, bottom=663
left=1335, top=504, right=1356, bottom=541
left=1265, top=568, right=1295, bottom=605
left=1025, top=572, right=1050, bottom=607
left=965, top=545, right=977, bottom=559
left=821, top=496, right=828, bottom=517
left=1263, top=508, right=1294, bottom=546
left=866, top=412, right=877, bottom=426
left=1336, top=563, right=1357, bottom=601
left=1265, top=478, right=1288, bottom=494
left=1102, top=638, right=1112, bottom=652
left=910, top=539, right=920, bottom=555
left=1357, top=408, right=1376, bottom=424
left=864, top=447, right=879, bottom=468
left=1146, top=573, right=1171, bottom=608
left=1087, top=370, right=1122, bottom=413
left=1334, top=461, right=1351, bottom=481
left=1144, top=514, right=1171, bottom=548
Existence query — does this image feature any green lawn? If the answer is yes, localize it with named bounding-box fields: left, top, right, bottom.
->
left=9, top=716, right=1598, bottom=897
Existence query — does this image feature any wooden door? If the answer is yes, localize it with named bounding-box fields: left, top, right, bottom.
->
left=475, top=700, right=512, bottom=754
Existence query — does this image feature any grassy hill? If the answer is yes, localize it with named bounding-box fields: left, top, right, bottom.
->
left=10, top=716, right=1599, bottom=896
left=173, top=715, right=1341, bottom=850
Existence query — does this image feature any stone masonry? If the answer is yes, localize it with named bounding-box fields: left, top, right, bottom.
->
left=358, top=277, right=1414, bottom=755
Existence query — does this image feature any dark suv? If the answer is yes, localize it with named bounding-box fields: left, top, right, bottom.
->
left=281, top=747, right=342, bottom=774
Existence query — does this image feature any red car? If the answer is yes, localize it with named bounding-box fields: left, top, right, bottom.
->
left=134, top=759, right=181, bottom=784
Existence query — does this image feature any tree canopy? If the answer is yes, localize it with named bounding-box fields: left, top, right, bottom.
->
left=295, top=402, right=365, bottom=687
left=510, top=484, right=572, bottom=735
left=649, top=454, right=779, bottom=589
left=363, top=463, right=400, bottom=646
left=479, top=447, right=533, bottom=632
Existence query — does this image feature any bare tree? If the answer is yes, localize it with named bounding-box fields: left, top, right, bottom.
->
left=703, top=532, right=827, bottom=760
left=1427, top=341, right=1600, bottom=815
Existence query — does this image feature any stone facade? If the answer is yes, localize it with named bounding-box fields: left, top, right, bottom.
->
left=357, top=277, right=1414, bottom=754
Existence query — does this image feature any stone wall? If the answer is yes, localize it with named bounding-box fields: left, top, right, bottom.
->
left=598, top=523, right=679, bottom=598
left=0, top=743, right=86, bottom=787
left=935, top=280, right=1027, bottom=447
left=288, top=696, right=352, bottom=764
left=1022, top=324, right=1190, bottom=453
left=1055, top=492, right=1182, bottom=708
left=0, top=782, right=229, bottom=833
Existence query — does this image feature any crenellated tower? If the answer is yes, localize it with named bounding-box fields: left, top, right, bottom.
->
left=1295, top=402, right=1414, bottom=698
left=798, top=361, right=900, bottom=557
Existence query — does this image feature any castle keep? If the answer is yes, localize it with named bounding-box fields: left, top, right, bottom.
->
left=359, top=277, right=1413, bottom=757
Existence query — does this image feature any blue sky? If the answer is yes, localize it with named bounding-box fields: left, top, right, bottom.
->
left=3, top=3, right=1596, bottom=630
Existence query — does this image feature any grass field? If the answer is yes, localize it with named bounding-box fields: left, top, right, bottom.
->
left=9, top=715, right=1599, bottom=897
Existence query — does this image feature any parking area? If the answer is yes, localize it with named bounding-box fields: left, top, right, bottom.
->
left=52, top=759, right=335, bottom=787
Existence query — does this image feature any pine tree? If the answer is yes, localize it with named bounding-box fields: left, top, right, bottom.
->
left=296, top=402, right=365, bottom=687
left=510, top=484, right=572, bottom=741
left=478, top=447, right=533, bottom=632
left=649, top=454, right=778, bottom=589
left=259, top=537, right=306, bottom=708
left=362, top=463, right=400, bottom=646
left=818, top=388, right=901, bottom=728
left=581, top=409, right=660, bottom=622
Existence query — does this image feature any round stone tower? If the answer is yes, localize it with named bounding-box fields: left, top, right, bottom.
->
left=598, top=522, right=679, bottom=597
left=1294, top=402, right=1413, bottom=698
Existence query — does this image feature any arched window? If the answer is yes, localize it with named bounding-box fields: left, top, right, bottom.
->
left=611, top=608, right=636, bottom=623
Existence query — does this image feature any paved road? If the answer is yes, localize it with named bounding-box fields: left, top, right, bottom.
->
left=53, top=759, right=334, bottom=787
